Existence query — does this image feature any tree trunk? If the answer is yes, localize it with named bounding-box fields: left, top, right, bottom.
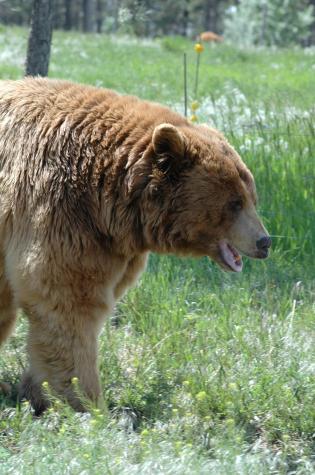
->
left=64, top=0, right=72, bottom=30
left=82, top=0, right=96, bottom=32
left=310, top=0, right=315, bottom=45
left=96, top=0, right=103, bottom=33
left=182, top=8, right=189, bottom=37
left=113, top=0, right=119, bottom=32
left=25, top=0, right=53, bottom=77
left=203, top=0, right=219, bottom=32
left=260, top=3, right=268, bottom=46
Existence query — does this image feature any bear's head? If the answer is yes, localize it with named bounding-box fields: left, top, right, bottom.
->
left=126, top=122, right=271, bottom=272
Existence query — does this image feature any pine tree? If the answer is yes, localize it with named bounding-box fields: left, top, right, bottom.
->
left=25, top=0, right=53, bottom=77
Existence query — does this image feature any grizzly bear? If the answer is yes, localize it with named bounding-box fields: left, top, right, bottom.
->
left=0, top=78, right=271, bottom=413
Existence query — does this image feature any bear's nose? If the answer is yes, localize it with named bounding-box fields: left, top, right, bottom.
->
left=256, top=236, right=272, bottom=252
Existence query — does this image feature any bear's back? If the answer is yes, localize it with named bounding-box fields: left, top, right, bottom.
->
left=0, top=78, right=187, bottom=247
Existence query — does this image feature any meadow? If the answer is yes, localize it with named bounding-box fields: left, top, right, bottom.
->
left=0, top=26, right=314, bottom=474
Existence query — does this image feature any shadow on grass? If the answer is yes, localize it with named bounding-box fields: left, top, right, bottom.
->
left=0, top=379, right=21, bottom=410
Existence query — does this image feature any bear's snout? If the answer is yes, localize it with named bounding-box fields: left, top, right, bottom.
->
left=256, top=235, right=272, bottom=258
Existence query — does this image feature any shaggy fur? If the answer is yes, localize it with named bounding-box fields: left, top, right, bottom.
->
left=0, top=78, right=269, bottom=413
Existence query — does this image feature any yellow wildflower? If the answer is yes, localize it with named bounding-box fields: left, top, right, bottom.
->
left=191, top=101, right=199, bottom=111
left=194, top=43, right=204, bottom=53
left=190, top=114, right=198, bottom=123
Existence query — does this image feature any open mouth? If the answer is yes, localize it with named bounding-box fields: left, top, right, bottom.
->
left=218, top=240, right=243, bottom=272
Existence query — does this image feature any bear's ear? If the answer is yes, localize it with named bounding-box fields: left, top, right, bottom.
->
left=152, top=123, right=185, bottom=158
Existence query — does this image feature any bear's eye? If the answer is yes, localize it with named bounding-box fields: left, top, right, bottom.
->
left=229, top=199, right=243, bottom=213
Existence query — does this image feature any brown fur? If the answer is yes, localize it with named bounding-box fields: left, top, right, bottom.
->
left=0, top=78, right=268, bottom=413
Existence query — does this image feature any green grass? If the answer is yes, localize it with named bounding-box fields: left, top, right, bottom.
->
left=0, top=27, right=314, bottom=474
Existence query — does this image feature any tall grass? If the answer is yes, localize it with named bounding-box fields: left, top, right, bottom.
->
left=0, top=27, right=314, bottom=474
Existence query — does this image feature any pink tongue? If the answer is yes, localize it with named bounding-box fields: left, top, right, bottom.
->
left=219, top=241, right=243, bottom=272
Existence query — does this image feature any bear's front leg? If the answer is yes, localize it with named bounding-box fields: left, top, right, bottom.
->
left=8, top=238, right=125, bottom=414
left=20, top=300, right=107, bottom=414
